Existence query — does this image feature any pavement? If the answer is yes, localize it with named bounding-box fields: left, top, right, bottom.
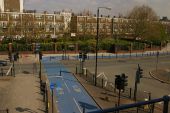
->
left=0, top=54, right=45, bottom=113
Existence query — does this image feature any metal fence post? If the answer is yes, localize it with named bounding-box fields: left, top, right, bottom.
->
left=46, top=87, right=48, bottom=113
left=102, top=78, right=104, bottom=88
left=150, top=104, right=155, bottom=113
left=83, top=106, right=85, bottom=113
left=163, top=96, right=170, bottom=113
left=136, top=107, right=139, bottom=113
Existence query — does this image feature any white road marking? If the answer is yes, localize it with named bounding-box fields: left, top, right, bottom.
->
left=48, top=75, right=63, bottom=78
left=6, top=65, right=13, bottom=76
left=73, top=98, right=82, bottom=113
left=64, top=82, right=71, bottom=93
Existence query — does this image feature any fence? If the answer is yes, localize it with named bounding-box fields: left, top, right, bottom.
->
left=88, top=95, right=170, bottom=113
left=0, top=64, right=15, bottom=77
left=0, top=109, right=9, bottom=113
left=76, top=67, right=167, bottom=113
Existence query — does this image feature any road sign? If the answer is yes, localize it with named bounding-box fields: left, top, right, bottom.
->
left=50, top=83, right=55, bottom=90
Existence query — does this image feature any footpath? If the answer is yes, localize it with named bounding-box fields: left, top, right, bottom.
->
left=0, top=55, right=45, bottom=113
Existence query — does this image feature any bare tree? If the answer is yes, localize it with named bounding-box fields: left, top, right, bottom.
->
left=126, top=5, right=159, bottom=40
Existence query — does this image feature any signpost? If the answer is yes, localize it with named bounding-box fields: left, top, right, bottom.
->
left=50, top=83, right=55, bottom=113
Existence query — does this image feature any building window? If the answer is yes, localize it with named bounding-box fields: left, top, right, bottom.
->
left=11, top=14, right=19, bottom=19
left=35, top=14, right=43, bottom=20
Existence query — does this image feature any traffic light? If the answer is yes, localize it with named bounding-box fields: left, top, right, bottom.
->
left=115, top=74, right=128, bottom=91
left=115, top=75, right=122, bottom=90
left=79, top=52, right=82, bottom=59
left=121, top=73, right=128, bottom=89
left=83, top=52, right=87, bottom=60
left=138, top=67, right=143, bottom=78
left=35, top=43, right=40, bottom=53
left=136, top=64, right=143, bottom=83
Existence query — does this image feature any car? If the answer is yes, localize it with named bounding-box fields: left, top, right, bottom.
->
left=0, top=60, right=8, bottom=66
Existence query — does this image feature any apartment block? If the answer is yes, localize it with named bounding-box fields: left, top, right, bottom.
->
left=0, top=0, right=23, bottom=12
left=0, top=11, right=65, bottom=38
left=70, top=15, right=113, bottom=37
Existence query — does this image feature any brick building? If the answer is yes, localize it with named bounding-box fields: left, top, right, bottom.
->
left=0, top=11, right=65, bottom=38
left=70, top=15, right=113, bottom=37
left=0, top=0, right=23, bottom=12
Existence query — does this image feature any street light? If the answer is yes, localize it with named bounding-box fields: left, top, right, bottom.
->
left=94, top=7, right=111, bottom=86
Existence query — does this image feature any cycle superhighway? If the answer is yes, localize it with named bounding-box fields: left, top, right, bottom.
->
left=42, top=56, right=100, bottom=113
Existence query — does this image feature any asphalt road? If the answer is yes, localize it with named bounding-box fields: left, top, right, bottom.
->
left=42, top=56, right=100, bottom=113
left=62, top=55, right=170, bottom=100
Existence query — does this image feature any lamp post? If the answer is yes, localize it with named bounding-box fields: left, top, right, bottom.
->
left=95, top=7, right=111, bottom=86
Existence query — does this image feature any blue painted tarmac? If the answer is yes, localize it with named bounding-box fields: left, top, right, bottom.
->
left=42, top=57, right=100, bottom=113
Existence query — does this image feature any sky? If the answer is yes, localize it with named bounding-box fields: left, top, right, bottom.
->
left=24, top=0, right=170, bottom=18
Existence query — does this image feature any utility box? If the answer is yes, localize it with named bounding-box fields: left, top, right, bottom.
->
left=83, top=68, right=87, bottom=75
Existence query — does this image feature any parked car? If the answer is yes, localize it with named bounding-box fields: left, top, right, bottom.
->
left=0, top=60, right=8, bottom=66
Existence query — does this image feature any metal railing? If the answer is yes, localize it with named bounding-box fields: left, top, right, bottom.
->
left=88, top=95, right=170, bottom=113
left=0, top=109, right=9, bottom=113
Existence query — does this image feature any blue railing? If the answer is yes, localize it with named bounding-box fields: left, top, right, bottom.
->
left=88, top=95, right=170, bottom=113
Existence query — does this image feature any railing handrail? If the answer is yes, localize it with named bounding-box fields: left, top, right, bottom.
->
left=88, top=95, right=170, bottom=113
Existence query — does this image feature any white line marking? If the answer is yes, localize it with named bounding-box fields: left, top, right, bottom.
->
left=6, top=65, right=13, bottom=76
left=64, top=82, right=71, bottom=93
left=73, top=98, right=82, bottom=113
left=48, top=75, right=63, bottom=78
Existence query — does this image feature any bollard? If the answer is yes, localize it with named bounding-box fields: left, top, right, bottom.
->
left=6, top=109, right=9, bottom=113
left=76, top=66, right=77, bottom=74
left=10, top=68, right=12, bottom=76
left=85, top=70, right=87, bottom=80
left=46, top=88, right=48, bottom=113
left=60, top=70, right=61, bottom=76
left=1, top=68, right=3, bottom=76
left=102, top=78, right=104, bottom=88
left=129, top=88, right=132, bottom=99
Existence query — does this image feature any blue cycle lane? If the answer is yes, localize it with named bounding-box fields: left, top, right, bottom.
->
left=42, top=56, right=100, bottom=113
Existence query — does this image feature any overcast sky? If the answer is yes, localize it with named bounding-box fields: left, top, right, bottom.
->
left=24, top=0, right=170, bottom=18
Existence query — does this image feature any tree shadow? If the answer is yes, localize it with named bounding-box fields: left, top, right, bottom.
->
left=78, top=101, right=98, bottom=110
left=16, top=107, right=38, bottom=113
